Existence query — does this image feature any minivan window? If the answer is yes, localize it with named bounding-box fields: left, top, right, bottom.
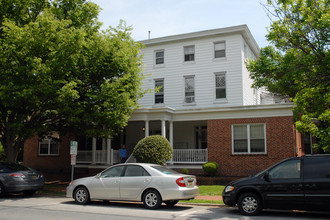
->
left=268, top=159, right=301, bottom=179
left=304, top=157, right=330, bottom=179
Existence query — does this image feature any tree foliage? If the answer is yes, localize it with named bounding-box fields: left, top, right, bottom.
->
left=247, top=0, right=329, bottom=152
left=133, top=135, right=173, bottom=165
left=0, top=0, right=144, bottom=162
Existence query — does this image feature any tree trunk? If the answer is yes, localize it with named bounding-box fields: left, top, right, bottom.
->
left=2, top=138, right=23, bottom=163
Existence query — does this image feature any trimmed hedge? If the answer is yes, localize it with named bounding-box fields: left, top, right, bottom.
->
left=133, top=135, right=173, bottom=165
left=202, top=161, right=219, bottom=176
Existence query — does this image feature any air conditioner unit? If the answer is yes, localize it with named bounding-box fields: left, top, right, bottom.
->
left=185, top=96, right=195, bottom=103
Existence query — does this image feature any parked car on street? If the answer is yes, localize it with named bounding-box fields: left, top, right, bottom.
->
left=222, top=155, right=330, bottom=215
left=66, top=163, right=199, bottom=209
left=0, top=162, right=44, bottom=197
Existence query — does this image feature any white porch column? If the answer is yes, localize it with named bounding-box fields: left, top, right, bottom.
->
left=169, top=121, right=174, bottom=164
left=145, top=120, right=149, bottom=137
left=92, top=137, right=96, bottom=164
left=169, top=121, right=173, bottom=148
left=106, top=138, right=111, bottom=164
left=161, top=120, right=166, bottom=137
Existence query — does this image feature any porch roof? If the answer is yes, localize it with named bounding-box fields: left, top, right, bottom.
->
left=129, top=104, right=294, bottom=122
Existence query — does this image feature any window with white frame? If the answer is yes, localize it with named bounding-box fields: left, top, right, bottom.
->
left=184, top=45, right=195, bottom=62
left=232, top=124, right=266, bottom=154
left=215, top=73, right=226, bottom=99
left=214, top=42, right=226, bottom=58
left=155, top=50, right=164, bottom=65
left=184, top=76, right=195, bottom=103
left=154, top=79, right=164, bottom=104
left=39, top=138, right=59, bottom=155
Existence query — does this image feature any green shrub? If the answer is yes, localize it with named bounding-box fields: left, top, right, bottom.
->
left=202, top=161, right=219, bottom=176
left=181, top=168, right=189, bottom=174
left=133, top=135, right=173, bottom=165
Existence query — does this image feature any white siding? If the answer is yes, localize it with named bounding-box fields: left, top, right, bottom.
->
left=138, top=33, right=246, bottom=109
left=241, top=37, right=257, bottom=105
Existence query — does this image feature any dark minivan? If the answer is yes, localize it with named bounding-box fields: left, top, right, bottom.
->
left=222, top=155, right=330, bottom=215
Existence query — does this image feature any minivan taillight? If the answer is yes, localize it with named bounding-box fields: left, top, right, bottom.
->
left=176, top=177, right=186, bottom=187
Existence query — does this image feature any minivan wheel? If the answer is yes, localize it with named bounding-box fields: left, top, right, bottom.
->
left=237, top=193, right=262, bottom=216
left=74, top=187, right=90, bottom=205
left=143, top=190, right=162, bottom=209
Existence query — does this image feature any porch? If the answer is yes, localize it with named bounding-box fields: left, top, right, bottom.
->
left=76, top=148, right=207, bottom=165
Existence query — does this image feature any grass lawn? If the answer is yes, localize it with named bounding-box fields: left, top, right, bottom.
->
left=180, top=185, right=225, bottom=204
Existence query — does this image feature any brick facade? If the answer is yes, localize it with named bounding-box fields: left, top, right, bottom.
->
left=208, top=116, right=297, bottom=177
left=24, top=134, right=73, bottom=180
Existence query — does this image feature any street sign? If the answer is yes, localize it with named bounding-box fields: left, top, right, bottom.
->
left=71, top=154, right=76, bottom=166
left=70, top=141, right=78, bottom=155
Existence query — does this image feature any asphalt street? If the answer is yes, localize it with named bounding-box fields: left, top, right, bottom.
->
left=0, top=195, right=329, bottom=220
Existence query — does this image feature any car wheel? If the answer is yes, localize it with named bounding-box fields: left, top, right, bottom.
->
left=23, top=190, right=36, bottom=196
left=164, top=200, right=179, bottom=207
left=74, top=187, right=90, bottom=205
left=143, top=190, right=162, bottom=209
left=237, top=193, right=262, bottom=216
left=0, top=182, right=5, bottom=197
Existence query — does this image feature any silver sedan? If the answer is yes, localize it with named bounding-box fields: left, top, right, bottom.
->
left=66, top=163, right=199, bottom=209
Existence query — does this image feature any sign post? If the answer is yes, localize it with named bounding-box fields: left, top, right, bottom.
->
left=70, top=141, right=78, bottom=182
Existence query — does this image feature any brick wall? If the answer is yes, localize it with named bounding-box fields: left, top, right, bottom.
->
left=24, top=134, right=74, bottom=181
left=207, top=116, right=297, bottom=177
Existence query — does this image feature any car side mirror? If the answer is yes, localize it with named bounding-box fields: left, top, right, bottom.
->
left=96, top=173, right=101, bottom=178
left=264, top=172, right=270, bottom=182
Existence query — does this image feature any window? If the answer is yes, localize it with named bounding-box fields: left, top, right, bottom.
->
left=269, top=159, right=301, bottom=179
left=304, top=157, right=330, bottom=179
left=214, top=42, right=226, bottom=58
left=155, top=79, right=164, bottom=104
left=184, top=45, right=195, bottom=62
left=124, top=165, right=150, bottom=177
left=232, top=124, right=266, bottom=154
left=39, top=138, right=59, bottom=155
left=155, top=50, right=164, bottom=65
left=184, top=76, right=195, bottom=103
left=101, top=166, right=125, bottom=178
left=215, top=73, right=226, bottom=99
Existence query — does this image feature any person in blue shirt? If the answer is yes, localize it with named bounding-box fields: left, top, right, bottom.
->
left=120, top=145, right=127, bottom=163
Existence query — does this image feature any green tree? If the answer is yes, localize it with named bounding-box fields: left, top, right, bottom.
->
left=0, top=0, right=144, bottom=162
left=247, top=0, right=329, bottom=152
left=133, top=135, right=173, bottom=165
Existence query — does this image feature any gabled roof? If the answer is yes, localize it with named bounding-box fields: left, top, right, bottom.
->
left=140, top=24, right=260, bottom=57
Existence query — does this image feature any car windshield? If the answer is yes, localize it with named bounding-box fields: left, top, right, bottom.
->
left=151, top=166, right=180, bottom=175
left=1, top=163, right=31, bottom=171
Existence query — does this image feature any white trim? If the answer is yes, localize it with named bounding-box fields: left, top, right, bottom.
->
left=140, top=25, right=260, bottom=58
left=231, top=123, right=267, bottom=155
left=129, top=104, right=294, bottom=122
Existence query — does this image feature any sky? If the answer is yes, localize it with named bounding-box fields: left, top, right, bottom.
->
left=90, top=0, right=273, bottom=48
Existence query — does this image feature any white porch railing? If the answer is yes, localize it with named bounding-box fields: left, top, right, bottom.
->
left=76, top=150, right=92, bottom=163
left=172, top=149, right=207, bottom=164
left=77, top=149, right=207, bottom=164
left=76, top=150, right=119, bottom=164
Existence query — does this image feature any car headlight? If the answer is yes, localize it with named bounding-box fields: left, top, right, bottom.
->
left=224, top=186, right=235, bottom=193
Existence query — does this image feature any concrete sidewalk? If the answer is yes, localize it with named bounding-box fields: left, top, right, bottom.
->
left=195, top=195, right=222, bottom=201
